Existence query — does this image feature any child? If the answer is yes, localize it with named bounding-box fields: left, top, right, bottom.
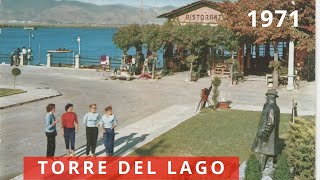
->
left=99, top=105, right=118, bottom=156
left=83, top=104, right=100, bottom=156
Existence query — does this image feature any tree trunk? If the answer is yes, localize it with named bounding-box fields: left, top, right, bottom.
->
left=190, top=62, right=193, bottom=81
left=14, top=77, right=16, bottom=89
left=273, top=42, right=279, bottom=88
left=152, top=58, right=156, bottom=79
left=246, top=43, right=251, bottom=74
left=239, top=44, right=245, bottom=73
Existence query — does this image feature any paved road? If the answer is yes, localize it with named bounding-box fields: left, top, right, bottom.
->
left=0, top=65, right=315, bottom=179
left=0, top=65, right=205, bottom=179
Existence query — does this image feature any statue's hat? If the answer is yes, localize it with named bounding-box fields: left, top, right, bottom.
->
left=266, top=89, right=279, bottom=97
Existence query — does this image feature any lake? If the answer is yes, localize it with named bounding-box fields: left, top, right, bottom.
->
left=0, top=27, right=163, bottom=67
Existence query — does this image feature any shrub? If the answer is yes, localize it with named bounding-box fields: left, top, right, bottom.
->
left=274, top=154, right=292, bottom=180
left=211, top=76, right=221, bottom=108
left=284, top=117, right=315, bottom=180
left=11, top=67, right=21, bottom=89
left=245, top=154, right=262, bottom=180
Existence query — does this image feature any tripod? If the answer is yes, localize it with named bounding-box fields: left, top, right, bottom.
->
left=195, top=88, right=213, bottom=113
left=195, top=97, right=212, bottom=113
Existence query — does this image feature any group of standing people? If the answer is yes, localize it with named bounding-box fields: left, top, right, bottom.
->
left=10, top=47, right=32, bottom=66
left=44, top=103, right=118, bottom=157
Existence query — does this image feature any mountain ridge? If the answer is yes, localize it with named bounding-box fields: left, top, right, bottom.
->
left=0, top=0, right=176, bottom=25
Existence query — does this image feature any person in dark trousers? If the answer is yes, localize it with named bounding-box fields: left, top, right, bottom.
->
left=61, top=103, right=78, bottom=157
left=45, top=104, right=59, bottom=157
left=15, top=48, right=21, bottom=65
left=99, top=105, right=118, bottom=156
left=10, top=49, right=15, bottom=66
left=83, top=104, right=100, bottom=157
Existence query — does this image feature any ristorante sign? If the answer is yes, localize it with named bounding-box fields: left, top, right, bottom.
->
left=177, top=7, right=222, bottom=24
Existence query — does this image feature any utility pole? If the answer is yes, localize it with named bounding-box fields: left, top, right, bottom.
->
left=140, top=0, right=144, bottom=26
left=24, top=27, right=35, bottom=48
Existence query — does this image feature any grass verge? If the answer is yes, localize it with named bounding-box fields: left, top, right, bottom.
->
left=130, top=109, right=292, bottom=163
left=0, top=88, right=25, bottom=97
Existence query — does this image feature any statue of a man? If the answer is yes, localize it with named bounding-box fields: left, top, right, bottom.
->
left=251, top=89, right=281, bottom=170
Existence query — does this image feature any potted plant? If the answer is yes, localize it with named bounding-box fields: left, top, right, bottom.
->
left=217, top=100, right=232, bottom=109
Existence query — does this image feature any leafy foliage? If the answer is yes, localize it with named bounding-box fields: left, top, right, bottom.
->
left=12, top=68, right=21, bottom=76
left=284, top=117, right=315, bottom=180
left=274, top=154, right=292, bottom=180
left=11, top=67, right=21, bottom=89
left=142, top=24, right=163, bottom=53
left=112, top=24, right=142, bottom=55
left=220, top=0, right=315, bottom=51
left=208, top=25, right=239, bottom=55
left=245, top=154, right=262, bottom=180
left=211, top=76, right=221, bottom=108
left=186, top=55, right=198, bottom=81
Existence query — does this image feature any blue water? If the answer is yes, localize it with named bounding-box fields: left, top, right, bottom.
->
left=0, top=27, right=163, bottom=67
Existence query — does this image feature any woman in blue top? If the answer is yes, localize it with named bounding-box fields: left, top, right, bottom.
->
left=45, top=104, right=60, bottom=157
left=99, top=105, right=118, bottom=156
left=83, top=104, right=101, bottom=156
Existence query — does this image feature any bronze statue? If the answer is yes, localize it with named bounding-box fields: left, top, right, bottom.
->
left=251, top=89, right=281, bottom=170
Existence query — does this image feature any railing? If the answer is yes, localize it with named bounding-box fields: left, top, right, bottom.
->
left=0, top=53, right=10, bottom=64
left=51, top=55, right=75, bottom=67
left=80, top=56, right=122, bottom=69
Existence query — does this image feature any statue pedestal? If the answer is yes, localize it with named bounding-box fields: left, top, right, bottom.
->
left=262, top=166, right=274, bottom=180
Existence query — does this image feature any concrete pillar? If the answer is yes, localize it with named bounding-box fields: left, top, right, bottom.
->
left=75, top=55, right=80, bottom=69
left=287, top=41, right=295, bottom=90
left=46, top=53, right=51, bottom=68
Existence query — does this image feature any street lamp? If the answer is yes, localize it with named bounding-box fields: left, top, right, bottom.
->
left=77, top=35, right=81, bottom=56
left=24, top=27, right=35, bottom=48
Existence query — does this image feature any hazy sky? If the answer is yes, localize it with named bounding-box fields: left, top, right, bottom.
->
left=71, top=0, right=199, bottom=7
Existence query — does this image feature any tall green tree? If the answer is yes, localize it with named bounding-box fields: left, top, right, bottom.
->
left=160, top=22, right=178, bottom=70
left=208, top=25, right=239, bottom=59
left=175, top=24, right=211, bottom=75
left=220, top=0, right=315, bottom=88
left=142, top=24, right=163, bottom=78
left=112, top=24, right=143, bottom=56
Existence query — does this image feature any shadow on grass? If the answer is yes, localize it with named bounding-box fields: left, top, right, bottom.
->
left=131, top=139, right=169, bottom=156
left=113, top=133, right=149, bottom=156
left=89, top=133, right=151, bottom=156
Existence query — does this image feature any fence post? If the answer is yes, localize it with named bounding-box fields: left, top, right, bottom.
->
left=47, top=53, right=51, bottom=67
left=75, top=55, right=80, bottom=69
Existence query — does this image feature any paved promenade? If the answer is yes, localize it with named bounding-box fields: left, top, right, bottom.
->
left=0, top=65, right=315, bottom=179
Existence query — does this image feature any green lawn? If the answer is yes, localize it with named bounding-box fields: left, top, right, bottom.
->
left=0, top=88, right=25, bottom=97
left=130, top=109, right=292, bottom=163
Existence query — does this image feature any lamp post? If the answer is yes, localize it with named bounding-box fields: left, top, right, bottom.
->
left=77, top=35, right=81, bottom=56
left=24, top=27, right=35, bottom=48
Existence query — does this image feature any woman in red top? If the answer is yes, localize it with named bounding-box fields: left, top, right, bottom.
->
left=61, top=103, right=78, bottom=156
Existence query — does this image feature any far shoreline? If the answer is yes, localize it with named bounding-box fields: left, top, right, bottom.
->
left=0, top=23, right=132, bottom=29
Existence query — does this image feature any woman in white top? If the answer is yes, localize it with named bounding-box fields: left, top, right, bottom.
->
left=99, top=105, right=118, bottom=156
left=83, top=104, right=101, bottom=156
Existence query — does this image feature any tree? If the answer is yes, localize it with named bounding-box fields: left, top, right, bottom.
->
left=284, top=117, right=315, bottom=180
left=245, top=154, right=262, bottom=180
left=220, top=0, right=315, bottom=87
left=274, top=154, right=292, bottom=180
left=211, top=76, right=221, bottom=109
left=175, top=24, right=212, bottom=74
left=112, top=24, right=143, bottom=56
left=11, top=67, right=21, bottom=89
left=186, top=55, right=198, bottom=81
left=142, top=24, right=163, bottom=79
left=160, top=22, right=178, bottom=70
left=208, top=26, right=239, bottom=59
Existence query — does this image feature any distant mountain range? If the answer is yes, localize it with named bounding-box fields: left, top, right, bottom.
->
left=0, top=0, right=176, bottom=25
